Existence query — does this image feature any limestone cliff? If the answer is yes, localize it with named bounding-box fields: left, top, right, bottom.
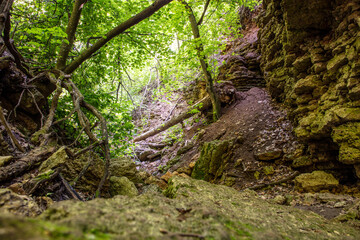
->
left=223, top=0, right=360, bottom=180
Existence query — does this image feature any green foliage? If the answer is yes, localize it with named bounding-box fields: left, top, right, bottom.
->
left=165, top=125, right=184, bottom=143
left=35, top=170, right=55, bottom=181
left=11, top=0, right=261, bottom=157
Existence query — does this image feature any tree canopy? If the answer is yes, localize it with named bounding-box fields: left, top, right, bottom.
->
left=4, top=0, right=259, bottom=195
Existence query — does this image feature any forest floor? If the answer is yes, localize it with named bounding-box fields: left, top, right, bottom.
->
left=133, top=85, right=360, bottom=222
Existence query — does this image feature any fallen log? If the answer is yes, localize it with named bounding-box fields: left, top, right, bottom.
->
left=133, top=96, right=211, bottom=142
left=0, top=147, right=55, bottom=182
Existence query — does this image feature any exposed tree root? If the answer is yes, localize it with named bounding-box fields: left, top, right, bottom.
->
left=26, top=168, right=61, bottom=195
left=26, top=70, right=111, bottom=197
left=0, top=147, right=55, bottom=183
left=71, top=152, right=95, bottom=186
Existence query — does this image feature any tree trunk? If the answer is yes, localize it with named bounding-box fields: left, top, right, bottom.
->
left=133, top=96, right=211, bottom=142
left=56, top=0, right=87, bottom=70
left=180, top=0, right=221, bottom=121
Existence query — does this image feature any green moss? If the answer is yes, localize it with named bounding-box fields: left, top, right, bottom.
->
left=224, top=221, right=253, bottom=239
left=332, top=122, right=360, bottom=164
left=333, top=107, right=360, bottom=122
left=263, top=166, right=275, bottom=175
left=162, top=156, right=181, bottom=173
left=191, top=140, right=233, bottom=181
left=163, top=179, right=178, bottom=199
left=292, top=156, right=313, bottom=168
left=35, top=169, right=55, bottom=180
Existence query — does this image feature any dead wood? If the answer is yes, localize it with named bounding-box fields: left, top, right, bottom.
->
left=246, top=171, right=300, bottom=190
left=133, top=96, right=211, bottom=142
left=165, top=97, right=182, bottom=121
left=0, top=147, right=55, bottom=182
left=59, top=173, right=83, bottom=201
left=26, top=167, right=61, bottom=195
left=139, top=142, right=172, bottom=149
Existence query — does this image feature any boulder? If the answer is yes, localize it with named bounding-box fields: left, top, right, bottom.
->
left=39, top=147, right=105, bottom=193
left=0, top=189, right=41, bottom=217
left=295, top=171, right=339, bottom=192
left=109, top=176, right=138, bottom=197
left=110, top=157, right=141, bottom=183
left=34, top=176, right=360, bottom=239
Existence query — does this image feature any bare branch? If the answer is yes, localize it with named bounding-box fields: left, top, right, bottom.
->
left=63, top=0, right=173, bottom=74
left=133, top=96, right=211, bottom=142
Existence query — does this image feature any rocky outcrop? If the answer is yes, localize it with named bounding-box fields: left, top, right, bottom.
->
left=1, top=176, right=359, bottom=239
left=191, top=139, right=234, bottom=181
left=257, top=0, right=360, bottom=179
left=217, top=15, right=265, bottom=91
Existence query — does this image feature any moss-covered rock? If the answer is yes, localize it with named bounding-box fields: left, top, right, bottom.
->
left=254, top=149, right=282, bottom=161
left=258, top=0, right=360, bottom=179
left=109, top=176, right=138, bottom=197
left=295, top=171, right=339, bottom=192
left=292, top=156, right=313, bottom=168
left=191, top=140, right=233, bottom=181
left=327, top=52, right=348, bottom=73
left=332, top=122, right=360, bottom=164
left=292, top=55, right=312, bottom=72
left=30, top=176, right=360, bottom=239
left=0, top=189, right=41, bottom=217
left=39, top=147, right=105, bottom=193
left=0, top=213, right=110, bottom=240
left=110, top=157, right=141, bottom=183
left=294, top=75, right=321, bottom=95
